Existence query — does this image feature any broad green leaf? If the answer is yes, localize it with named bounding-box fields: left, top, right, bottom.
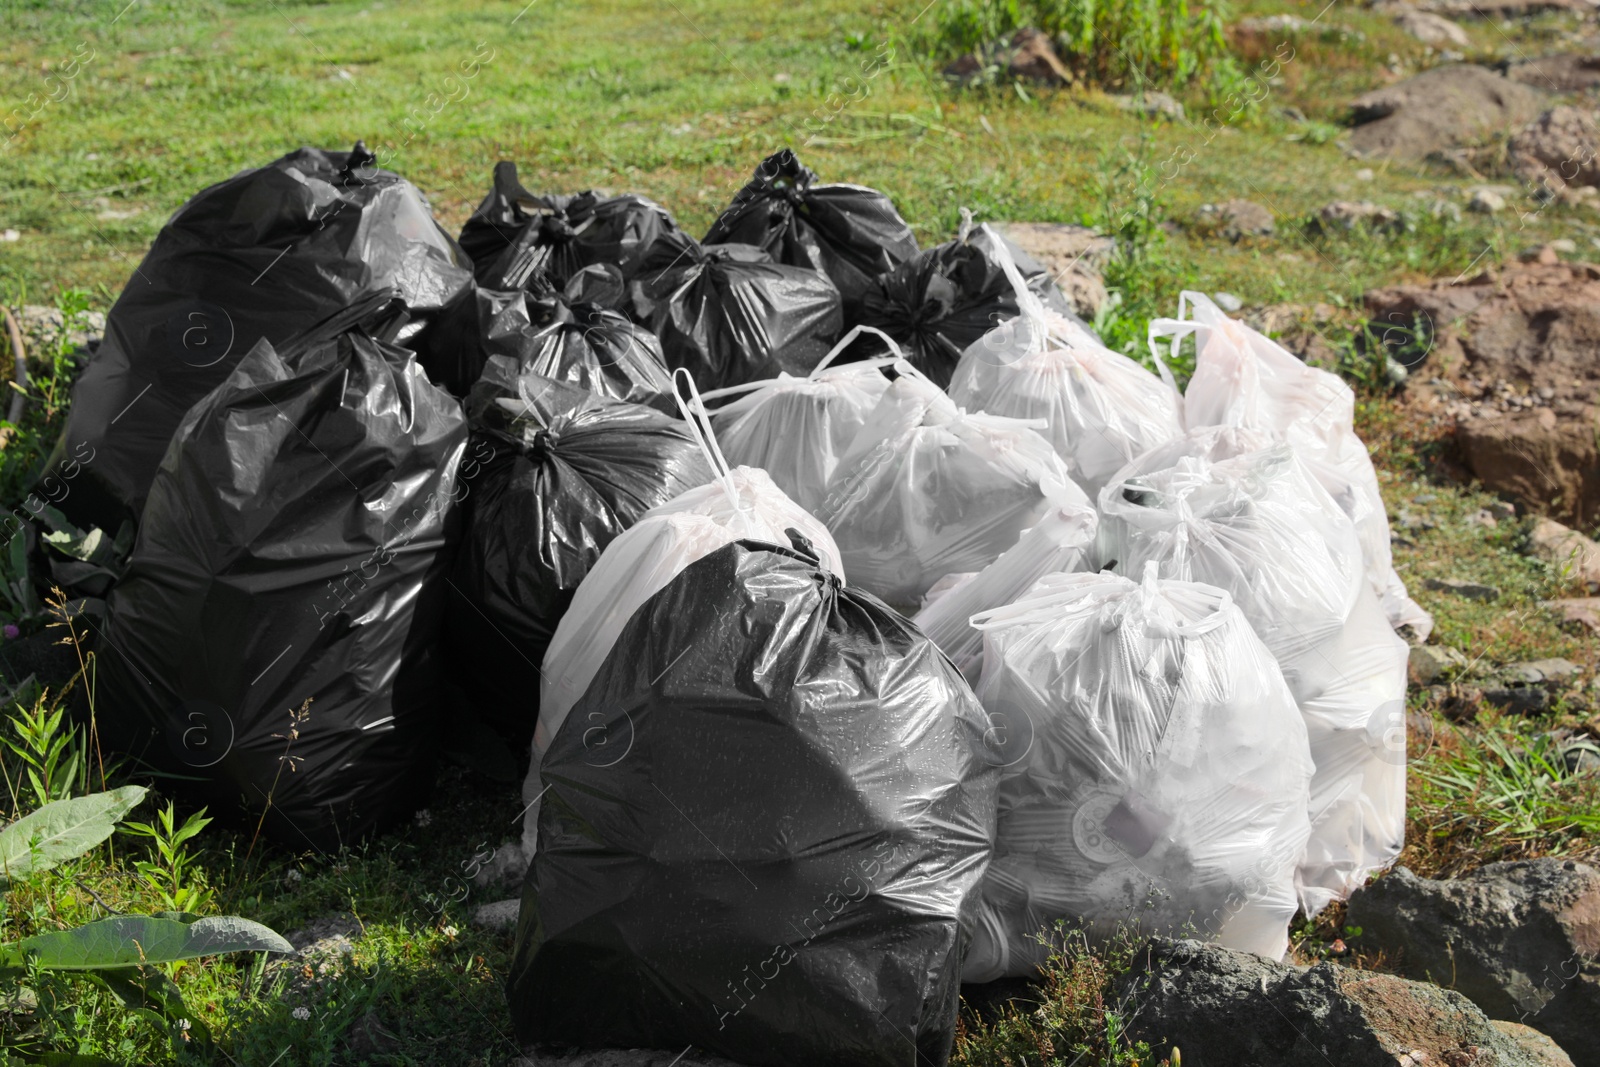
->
left=0, top=786, right=147, bottom=887
left=0, top=913, right=292, bottom=971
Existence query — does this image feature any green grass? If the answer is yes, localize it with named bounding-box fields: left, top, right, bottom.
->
left=0, top=0, right=1598, bottom=1063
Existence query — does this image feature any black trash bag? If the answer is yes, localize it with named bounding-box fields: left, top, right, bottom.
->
left=413, top=266, right=676, bottom=412
left=459, top=161, right=681, bottom=289
left=97, top=292, right=468, bottom=851
left=444, top=371, right=711, bottom=747
left=633, top=233, right=844, bottom=390
left=508, top=533, right=999, bottom=1067
left=40, top=142, right=473, bottom=536
left=850, top=223, right=1079, bottom=388
left=704, top=149, right=918, bottom=314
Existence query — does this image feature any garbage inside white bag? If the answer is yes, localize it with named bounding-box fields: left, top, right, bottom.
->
left=523, top=369, right=842, bottom=851
left=913, top=503, right=1099, bottom=680
left=948, top=226, right=1181, bottom=496
left=702, top=325, right=899, bottom=515
left=961, top=564, right=1314, bottom=981
left=818, top=365, right=1090, bottom=611
left=1148, top=292, right=1431, bottom=639
left=1099, top=444, right=1406, bottom=914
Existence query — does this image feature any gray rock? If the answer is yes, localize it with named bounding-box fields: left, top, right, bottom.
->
left=1118, top=937, right=1549, bottom=1066
left=1470, top=186, right=1508, bottom=213
left=1317, top=200, right=1404, bottom=232
left=1349, top=861, right=1600, bottom=1067
left=1112, top=90, right=1184, bottom=121
left=472, top=839, right=532, bottom=889
left=994, top=222, right=1115, bottom=318
left=1425, top=577, right=1501, bottom=601
left=1492, top=1021, right=1577, bottom=1067
left=1484, top=685, right=1550, bottom=715
left=1528, top=517, right=1600, bottom=592
left=1348, top=65, right=1544, bottom=162
left=471, top=898, right=521, bottom=931
left=1506, top=658, right=1581, bottom=685
left=1395, top=10, right=1471, bottom=47
left=1506, top=53, right=1600, bottom=93
left=1410, top=644, right=1470, bottom=686
left=284, top=912, right=361, bottom=957
left=1196, top=198, right=1275, bottom=240
left=1512, top=106, right=1600, bottom=195
left=17, top=304, right=106, bottom=352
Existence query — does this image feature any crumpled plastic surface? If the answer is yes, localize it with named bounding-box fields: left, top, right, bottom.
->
left=962, top=567, right=1313, bottom=979
left=1150, top=292, right=1432, bottom=639
left=508, top=533, right=998, bottom=1067
left=97, top=293, right=467, bottom=850
left=705, top=325, right=896, bottom=515
left=459, top=160, right=681, bottom=290
left=524, top=462, right=841, bottom=851
left=42, top=143, right=473, bottom=535
left=949, top=230, right=1181, bottom=495
left=817, top=367, right=1089, bottom=611
left=1098, top=444, right=1407, bottom=915
left=704, top=148, right=919, bottom=314
left=444, top=372, right=711, bottom=747
left=849, top=223, right=1077, bottom=387
left=415, top=267, right=676, bottom=411
left=634, top=235, right=844, bottom=390
left=912, top=503, right=1098, bottom=680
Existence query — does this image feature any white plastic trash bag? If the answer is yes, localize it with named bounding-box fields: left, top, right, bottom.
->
left=524, top=370, right=842, bottom=851
left=818, top=365, right=1090, bottom=611
left=703, top=325, right=897, bottom=515
left=913, top=503, right=1099, bottom=680
left=1099, top=443, right=1406, bottom=914
left=948, top=227, right=1181, bottom=496
left=961, top=565, right=1314, bottom=981
left=1149, top=291, right=1431, bottom=639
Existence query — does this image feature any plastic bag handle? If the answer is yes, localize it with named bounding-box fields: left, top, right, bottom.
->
left=810, top=324, right=905, bottom=377
left=978, top=223, right=1050, bottom=334
left=672, top=367, right=742, bottom=510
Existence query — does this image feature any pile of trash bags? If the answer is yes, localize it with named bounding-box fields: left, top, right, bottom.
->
left=48, top=143, right=1425, bottom=1067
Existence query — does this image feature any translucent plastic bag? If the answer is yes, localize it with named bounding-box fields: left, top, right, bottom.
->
left=1099, top=445, right=1406, bottom=913
left=703, top=325, right=898, bottom=515
left=523, top=371, right=842, bottom=850
left=948, top=229, right=1181, bottom=496
left=912, top=503, right=1098, bottom=680
left=1149, top=292, right=1430, bottom=638
left=818, top=366, right=1089, bottom=612
left=961, top=566, right=1314, bottom=980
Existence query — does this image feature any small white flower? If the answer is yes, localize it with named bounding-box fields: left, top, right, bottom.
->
left=177, top=1018, right=191, bottom=1031
left=284, top=868, right=303, bottom=884
left=292, top=1006, right=311, bottom=1021
left=442, top=925, right=458, bottom=938
left=414, top=809, right=433, bottom=827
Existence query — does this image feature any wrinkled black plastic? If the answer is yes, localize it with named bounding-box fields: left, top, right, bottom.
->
left=460, top=161, right=681, bottom=290
left=704, top=149, right=918, bottom=314
left=851, top=225, right=1075, bottom=387
left=42, top=144, right=473, bottom=535
left=509, top=534, right=998, bottom=1067
left=97, top=293, right=467, bottom=850
left=414, top=269, right=676, bottom=411
left=444, top=372, right=711, bottom=746
left=634, top=234, right=844, bottom=390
